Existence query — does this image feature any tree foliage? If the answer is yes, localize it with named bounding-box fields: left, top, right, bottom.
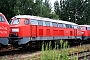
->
left=54, top=0, right=60, bottom=19
left=0, top=0, right=16, bottom=20
left=54, top=0, right=90, bottom=24
left=0, top=0, right=59, bottom=21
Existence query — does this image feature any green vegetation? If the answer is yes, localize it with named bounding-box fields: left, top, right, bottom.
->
left=40, top=40, right=86, bottom=60
left=0, top=0, right=59, bottom=20
left=1, top=40, right=90, bottom=60
left=54, top=0, right=90, bottom=24
left=0, top=40, right=90, bottom=60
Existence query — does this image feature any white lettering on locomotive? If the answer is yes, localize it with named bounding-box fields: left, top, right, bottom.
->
left=0, top=26, right=7, bottom=34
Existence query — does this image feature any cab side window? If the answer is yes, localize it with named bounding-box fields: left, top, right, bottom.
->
left=80, top=26, right=84, bottom=30
left=24, top=19, right=29, bottom=25
left=0, top=16, right=5, bottom=22
left=87, top=27, right=90, bottom=30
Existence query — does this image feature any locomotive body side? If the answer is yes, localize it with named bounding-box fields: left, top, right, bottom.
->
left=9, top=15, right=82, bottom=47
left=0, top=13, right=10, bottom=45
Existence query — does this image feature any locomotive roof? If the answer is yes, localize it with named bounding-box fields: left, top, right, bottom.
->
left=13, top=15, right=77, bottom=25
left=0, top=13, right=2, bottom=14
left=79, top=25, right=90, bottom=27
left=58, top=20, right=77, bottom=25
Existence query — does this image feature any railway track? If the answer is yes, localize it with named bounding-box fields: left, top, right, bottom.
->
left=78, top=50, right=90, bottom=60
left=69, top=50, right=90, bottom=60
left=0, top=44, right=18, bottom=53
left=0, top=42, right=90, bottom=60
left=0, top=47, right=40, bottom=56
left=0, top=48, right=41, bottom=60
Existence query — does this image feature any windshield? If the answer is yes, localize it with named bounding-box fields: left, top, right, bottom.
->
left=9, top=19, right=20, bottom=24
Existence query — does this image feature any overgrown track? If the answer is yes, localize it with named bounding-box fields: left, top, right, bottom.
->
left=69, top=50, right=90, bottom=60
left=0, top=48, right=40, bottom=56
left=0, top=44, right=18, bottom=53
left=0, top=41, right=90, bottom=60
left=78, top=50, right=90, bottom=60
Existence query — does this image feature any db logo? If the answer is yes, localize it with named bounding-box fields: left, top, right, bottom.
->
left=66, top=30, right=68, bottom=33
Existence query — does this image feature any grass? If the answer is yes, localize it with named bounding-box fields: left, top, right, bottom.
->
left=40, top=40, right=86, bottom=60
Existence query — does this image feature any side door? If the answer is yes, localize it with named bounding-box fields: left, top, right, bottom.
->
left=31, top=25, right=37, bottom=37
left=74, top=25, right=77, bottom=39
left=30, top=19, right=38, bottom=37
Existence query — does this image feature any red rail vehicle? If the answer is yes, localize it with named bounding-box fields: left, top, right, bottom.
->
left=0, top=13, right=10, bottom=47
left=57, top=20, right=82, bottom=43
left=79, top=25, right=90, bottom=41
left=9, top=15, right=82, bottom=48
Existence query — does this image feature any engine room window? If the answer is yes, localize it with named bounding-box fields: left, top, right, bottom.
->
left=58, top=23, right=63, bottom=27
left=70, top=25, right=73, bottom=28
left=72, top=25, right=74, bottom=28
left=24, top=19, right=29, bottom=25
left=43, top=21, right=46, bottom=26
left=52, top=22, right=58, bottom=27
left=0, top=16, right=5, bottom=22
left=65, top=24, right=70, bottom=28
left=13, top=19, right=20, bottom=24
left=50, top=22, right=52, bottom=26
left=38, top=20, right=43, bottom=26
left=45, top=21, right=50, bottom=26
left=63, top=24, right=66, bottom=28
left=30, top=19, right=38, bottom=25
left=74, top=25, right=77, bottom=29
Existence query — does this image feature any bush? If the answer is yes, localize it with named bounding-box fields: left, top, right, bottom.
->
left=40, top=40, right=78, bottom=60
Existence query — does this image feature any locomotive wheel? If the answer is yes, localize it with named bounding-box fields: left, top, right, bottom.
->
left=19, top=45, right=27, bottom=50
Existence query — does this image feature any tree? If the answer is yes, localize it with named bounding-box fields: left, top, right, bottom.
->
left=14, top=0, right=33, bottom=15
left=54, top=0, right=60, bottom=19
left=0, top=0, right=16, bottom=21
left=41, top=0, right=51, bottom=17
left=48, top=12, right=60, bottom=19
left=31, top=0, right=42, bottom=16
left=0, top=0, right=60, bottom=21
left=54, top=0, right=90, bottom=24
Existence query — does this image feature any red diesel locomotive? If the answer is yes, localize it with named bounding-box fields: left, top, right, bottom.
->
left=0, top=13, right=10, bottom=47
left=79, top=25, right=90, bottom=40
left=9, top=15, right=83, bottom=48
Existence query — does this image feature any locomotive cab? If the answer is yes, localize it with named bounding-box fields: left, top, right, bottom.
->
left=9, top=18, right=20, bottom=39
left=9, top=16, right=30, bottom=45
left=79, top=25, right=90, bottom=40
